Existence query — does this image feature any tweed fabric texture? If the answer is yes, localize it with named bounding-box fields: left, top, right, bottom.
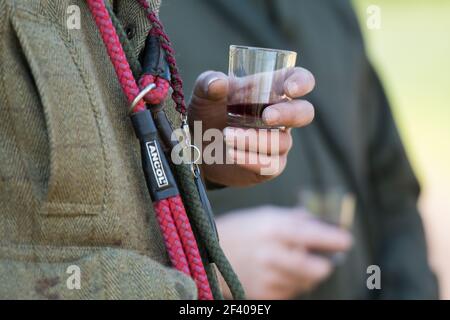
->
left=0, top=0, right=198, bottom=299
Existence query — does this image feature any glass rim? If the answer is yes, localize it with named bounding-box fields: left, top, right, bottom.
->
left=230, top=45, right=297, bottom=56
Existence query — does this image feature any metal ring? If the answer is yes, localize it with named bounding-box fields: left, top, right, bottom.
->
left=129, top=83, right=156, bottom=114
left=183, top=144, right=201, bottom=165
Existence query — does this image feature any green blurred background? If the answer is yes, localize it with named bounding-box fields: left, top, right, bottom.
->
left=353, top=0, right=450, bottom=299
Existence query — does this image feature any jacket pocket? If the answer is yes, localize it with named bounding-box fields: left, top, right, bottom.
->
left=0, top=244, right=197, bottom=299
left=11, top=10, right=106, bottom=216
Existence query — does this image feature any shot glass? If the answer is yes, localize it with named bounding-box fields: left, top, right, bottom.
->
left=227, top=45, right=297, bottom=128
left=299, top=188, right=356, bottom=265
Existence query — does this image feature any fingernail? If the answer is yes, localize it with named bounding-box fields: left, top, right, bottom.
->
left=205, top=76, right=220, bottom=94
left=263, top=108, right=280, bottom=125
left=287, top=81, right=299, bottom=96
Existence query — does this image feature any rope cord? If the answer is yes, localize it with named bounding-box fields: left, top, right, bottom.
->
left=104, top=1, right=246, bottom=300
left=87, top=0, right=212, bottom=300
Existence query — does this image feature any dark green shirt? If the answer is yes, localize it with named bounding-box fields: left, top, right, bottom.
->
left=161, top=0, right=438, bottom=299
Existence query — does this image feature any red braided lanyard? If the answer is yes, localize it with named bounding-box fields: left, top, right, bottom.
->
left=87, top=0, right=213, bottom=300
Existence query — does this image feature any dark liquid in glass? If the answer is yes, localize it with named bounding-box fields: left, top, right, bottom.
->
left=227, top=103, right=271, bottom=119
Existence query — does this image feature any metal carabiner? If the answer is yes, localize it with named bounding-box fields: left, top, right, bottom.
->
left=129, top=83, right=156, bottom=114
left=180, top=116, right=201, bottom=173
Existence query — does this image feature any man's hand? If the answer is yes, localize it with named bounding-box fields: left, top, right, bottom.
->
left=216, top=207, right=353, bottom=300
left=188, top=67, right=315, bottom=187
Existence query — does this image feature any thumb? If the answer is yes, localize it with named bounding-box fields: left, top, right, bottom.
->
left=192, top=71, right=228, bottom=102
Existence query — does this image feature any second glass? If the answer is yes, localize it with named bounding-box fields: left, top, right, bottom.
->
left=227, top=45, right=297, bottom=128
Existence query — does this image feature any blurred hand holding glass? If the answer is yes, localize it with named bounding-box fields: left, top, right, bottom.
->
left=227, top=45, right=297, bottom=128
left=299, top=188, right=356, bottom=265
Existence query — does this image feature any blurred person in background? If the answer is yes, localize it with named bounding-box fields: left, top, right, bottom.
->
left=161, top=0, right=439, bottom=299
left=0, top=0, right=317, bottom=299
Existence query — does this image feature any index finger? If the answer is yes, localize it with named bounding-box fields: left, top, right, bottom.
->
left=273, top=217, right=353, bottom=252
left=283, top=67, right=315, bottom=98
